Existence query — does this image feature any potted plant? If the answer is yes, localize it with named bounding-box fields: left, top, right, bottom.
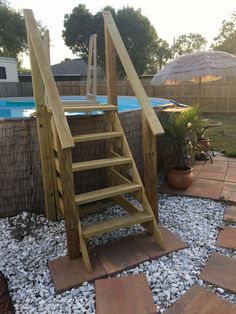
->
left=159, top=106, right=201, bottom=190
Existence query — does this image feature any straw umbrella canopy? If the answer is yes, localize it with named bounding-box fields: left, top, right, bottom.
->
left=151, top=50, right=236, bottom=105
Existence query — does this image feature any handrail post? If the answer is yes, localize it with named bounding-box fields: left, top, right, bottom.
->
left=103, top=10, right=163, bottom=220
left=104, top=23, right=117, bottom=106
left=27, top=29, right=57, bottom=220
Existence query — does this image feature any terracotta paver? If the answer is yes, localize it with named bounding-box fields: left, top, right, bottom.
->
left=217, top=226, right=236, bottom=250
left=48, top=255, right=106, bottom=293
left=95, top=274, right=157, bottom=314
left=225, top=169, right=236, bottom=183
left=192, top=164, right=204, bottom=171
left=194, top=160, right=206, bottom=165
left=199, top=253, right=236, bottom=293
left=192, top=170, right=200, bottom=178
left=188, top=178, right=224, bottom=199
left=198, top=171, right=225, bottom=181
left=134, top=227, right=188, bottom=259
left=165, top=285, right=236, bottom=314
left=202, top=161, right=228, bottom=173
left=221, top=189, right=236, bottom=203
left=94, top=236, right=149, bottom=275
left=159, top=183, right=189, bottom=195
left=228, top=162, right=236, bottom=168
left=224, top=205, right=236, bottom=223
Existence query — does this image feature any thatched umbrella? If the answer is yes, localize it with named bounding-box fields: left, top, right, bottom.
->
left=151, top=50, right=236, bottom=105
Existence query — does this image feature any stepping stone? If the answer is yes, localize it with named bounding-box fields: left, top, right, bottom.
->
left=199, top=253, right=236, bottom=293
left=48, top=255, right=106, bottom=293
left=94, top=236, right=149, bottom=275
left=187, top=178, right=223, bottom=200
left=217, top=226, right=236, bottom=249
left=224, top=205, right=236, bottom=223
left=95, top=274, right=157, bottom=314
left=134, top=227, right=188, bottom=259
left=165, top=285, right=236, bottom=314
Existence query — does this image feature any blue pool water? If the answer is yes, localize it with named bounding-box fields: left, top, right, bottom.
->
left=0, top=95, right=177, bottom=119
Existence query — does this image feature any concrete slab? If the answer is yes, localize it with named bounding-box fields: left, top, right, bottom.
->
left=95, top=274, right=157, bottom=314
left=216, top=226, right=236, bottom=250
left=200, top=253, right=236, bottom=293
left=134, top=227, right=188, bottom=260
left=165, top=285, right=236, bottom=314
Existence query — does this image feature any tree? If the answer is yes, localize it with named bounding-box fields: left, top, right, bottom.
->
left=173, top=33, right=207, bottom=58
left=211, top=11, right=236, bottom=54
left=153, top=39, right=172, bottom=71
left=0, top=1, right=27, bottom=60
left=63, top=5, right=158, bottom=78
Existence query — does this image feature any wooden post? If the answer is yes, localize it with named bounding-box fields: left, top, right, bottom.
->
left=142, top=113, right=159, bottom=222
left=27, top=30, right=57, bottom=221
left=51, top=117, right=80, bottom=259
left=104, top=23, right=117, bottom=106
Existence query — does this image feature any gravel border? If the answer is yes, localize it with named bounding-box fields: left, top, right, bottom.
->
left=1, top=195, right=236, bottom=313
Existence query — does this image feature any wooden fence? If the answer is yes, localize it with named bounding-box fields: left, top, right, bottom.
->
left=56, top=78, right=236, bottom=112
left=1, top=77, right=236, bottom=112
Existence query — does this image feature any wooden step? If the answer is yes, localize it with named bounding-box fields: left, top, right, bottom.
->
left=83, top=212, right=153, bottom=239
left=73, top=131, right=123, bottom=143
left=62, top=104, right=117, bottom=112
left=72, top=157, right=132, bottom=172
left=75, top=183, right=141, bottom=205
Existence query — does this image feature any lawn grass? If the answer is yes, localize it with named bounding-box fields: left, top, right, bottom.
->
left=202, top=112, right=236, bottom=157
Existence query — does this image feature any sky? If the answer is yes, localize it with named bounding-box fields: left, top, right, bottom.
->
left=9, top=0, right=236, bottom=68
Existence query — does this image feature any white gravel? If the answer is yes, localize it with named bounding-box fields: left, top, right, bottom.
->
left=1, top=194, right=236, bottom=313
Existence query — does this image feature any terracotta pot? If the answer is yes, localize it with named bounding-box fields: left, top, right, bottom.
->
left=167, top=167, right=193, bottom=190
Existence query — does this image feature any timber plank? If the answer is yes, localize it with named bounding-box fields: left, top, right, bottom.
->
left=102, top=10, right=164, bottom=136
left=24, top=9, right=74, bottom=149
left=72, top=157, right=132, bottom=172
left=73, top=131, right=122, bottom=143
left=75, top=183, right=141, bottom=205
left=83, top=212, right=153, bottom=238
left=63, top=105, right=117, bottom=111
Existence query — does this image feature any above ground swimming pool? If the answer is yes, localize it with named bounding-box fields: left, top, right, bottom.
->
left=0, top=95, right=183, bottom=119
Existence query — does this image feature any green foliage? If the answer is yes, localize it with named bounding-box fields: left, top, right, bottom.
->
left=63, top=5, right=159, bottom=78
left=0, top=1, right=27, bottom=59
left=211, top=11, right=236, bottom=54
left=147, top=39, right=172, bottom=73
left=173, top=33, right=207, bottom=57
left=159, top=106, right=201, bottom=169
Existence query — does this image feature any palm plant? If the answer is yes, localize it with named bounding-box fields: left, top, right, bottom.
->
left=159, top=106, right=201, bottom=170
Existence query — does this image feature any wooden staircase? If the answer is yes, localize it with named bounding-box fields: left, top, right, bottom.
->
left=24, top=9, right=165, bottom=273
left=51, top=104, right=165, bottom=272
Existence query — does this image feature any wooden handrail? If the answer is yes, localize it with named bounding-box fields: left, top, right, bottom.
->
left=24, top=9, right=74, bottom=150
left=102, top=10, right=164, bottom=136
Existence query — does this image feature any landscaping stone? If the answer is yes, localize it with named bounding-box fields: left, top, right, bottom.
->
left=1, top=195, right=236, bottom=313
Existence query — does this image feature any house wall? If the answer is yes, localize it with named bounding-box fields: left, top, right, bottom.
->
left=0, top=58, right=19, bottom=83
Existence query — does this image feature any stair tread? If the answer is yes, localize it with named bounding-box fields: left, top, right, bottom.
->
left=83, top=212, right=153, bottom=238
left=75, top=183, right=141, bottom=205
left=62, top=104, right=117, bottom=112
left=73, top=131, right=123, bottom=143
left=72, top=156, right=132, bottom=171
